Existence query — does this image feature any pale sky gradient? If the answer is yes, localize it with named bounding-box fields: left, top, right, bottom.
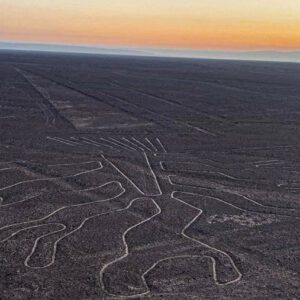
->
left=1, top=0, right=300, bottom=50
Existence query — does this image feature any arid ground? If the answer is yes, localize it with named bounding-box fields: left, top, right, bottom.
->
left=0, top=51, right=299, bottom=299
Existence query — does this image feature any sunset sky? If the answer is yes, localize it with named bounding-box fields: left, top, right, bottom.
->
left=1, top=0, right=300, bottom=50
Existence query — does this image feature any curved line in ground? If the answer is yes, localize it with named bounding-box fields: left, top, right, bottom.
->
left=171, top=192, right=242, bottom=284
left=0, top=181, right=126, bottom=237
left=101, top=154, right=162, bottom=196
left=0, top=162, right=103, bottom=192
left=100, top=192, right=242, bottom=298
left=1, top=223, right=66, bottom=244
left=27, top=197, right=156, bottom=269
left=24, top=222, right=67, bottom=268
left=168, top=176, right=300, bottom=215
left=142, top=255, right=236, bottom=288
left=99, top=197, right=162, bottom=298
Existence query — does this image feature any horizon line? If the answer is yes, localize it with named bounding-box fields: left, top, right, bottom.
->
left=0, top=41, right=300, bottom=63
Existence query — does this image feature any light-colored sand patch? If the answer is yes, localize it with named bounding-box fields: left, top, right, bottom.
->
left=207, top=213, right=278, bottom=227
left=91, top=122, right=154, bottom=129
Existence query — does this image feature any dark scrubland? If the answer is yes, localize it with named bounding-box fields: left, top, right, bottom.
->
left=0, top=50, right=299, bottom=299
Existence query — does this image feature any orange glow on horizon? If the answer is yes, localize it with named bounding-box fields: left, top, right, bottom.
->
left=1, top=0, right=300, bottom=50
